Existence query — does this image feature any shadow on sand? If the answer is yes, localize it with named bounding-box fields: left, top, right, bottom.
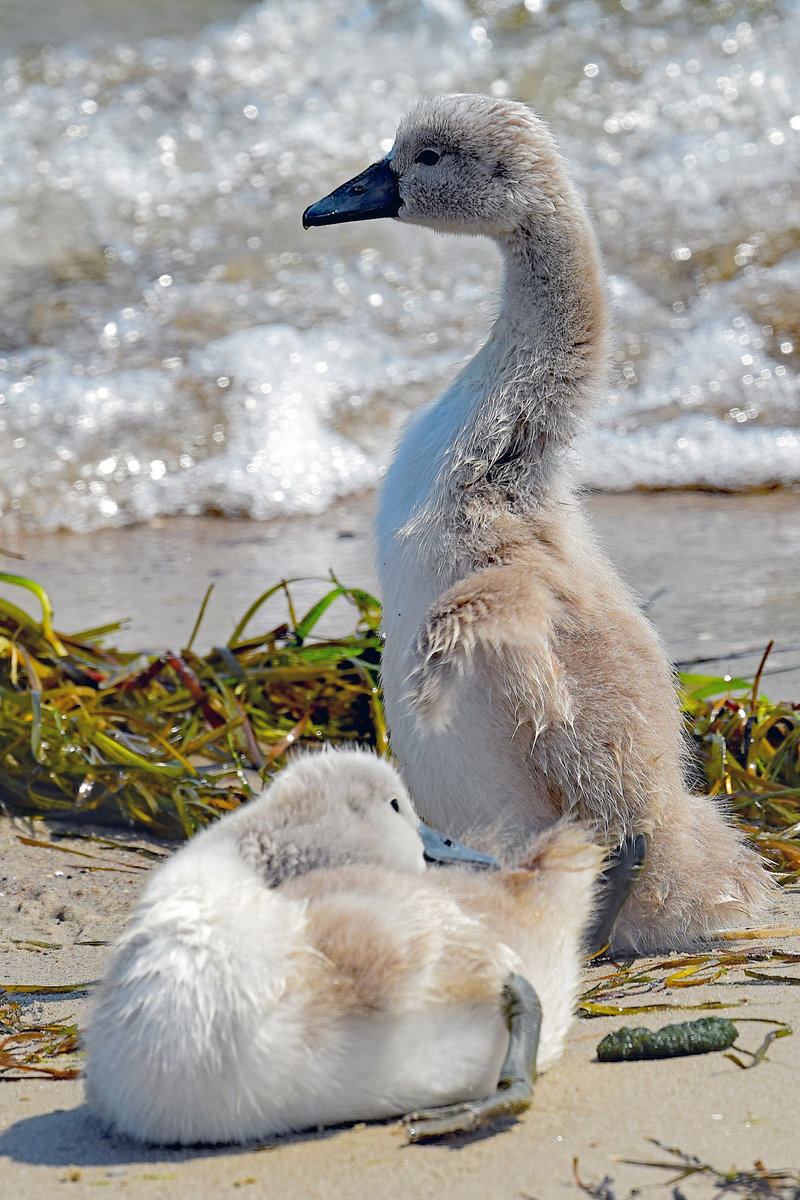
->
left=0, top=1101, right=344, bottom=1170
left=0, top=1098, right=516, bottom=1169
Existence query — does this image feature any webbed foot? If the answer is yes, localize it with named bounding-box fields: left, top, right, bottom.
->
left=585, top=834, right=647, bottom=958
left=405, top=973, right=541, bottom=1142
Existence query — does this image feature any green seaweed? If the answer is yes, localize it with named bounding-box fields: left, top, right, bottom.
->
left=0, top=571, right=384, bottom=838
left=680, top=642, right=800, bottom=881
left=596, top=1016, right=738, bottom=1061
left=1, top=570, right=798, bottom=872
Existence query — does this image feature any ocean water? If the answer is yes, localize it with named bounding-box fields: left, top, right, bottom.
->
left=1, top=0, right=798, bottom=533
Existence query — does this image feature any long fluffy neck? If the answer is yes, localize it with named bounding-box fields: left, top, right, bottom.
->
left=445, top=202, right=609, bottom=509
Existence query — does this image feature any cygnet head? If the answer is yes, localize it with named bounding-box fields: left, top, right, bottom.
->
left=303, top=93, right=576, bottom=241
left=219, top=747, right=500, bottom=884
left=229, top=748, right=428, bottom=881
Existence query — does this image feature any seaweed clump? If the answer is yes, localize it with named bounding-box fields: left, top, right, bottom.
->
left=0, top=573, right=383, bottom=838
left=0, top=999, right=80, bottom=1080
left=596, top=1016, right=738, bottom=1061
left=681, top=642, right=800, bottom=883
left=1, top=570, right=799, bottom=874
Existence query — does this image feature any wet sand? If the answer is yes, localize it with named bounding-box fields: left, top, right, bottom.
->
left=1, top=489, right=799, bottom=1197
left=3, top=489, right=799, bottom=690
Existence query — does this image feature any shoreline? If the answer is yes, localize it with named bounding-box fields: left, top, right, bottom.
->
left=3, top=489, right=798, bottom=694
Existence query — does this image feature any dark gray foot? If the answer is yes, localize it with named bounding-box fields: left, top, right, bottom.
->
left=585, top=834, right=647, bottom=957
left=405, top=973, right=541, bottom=1142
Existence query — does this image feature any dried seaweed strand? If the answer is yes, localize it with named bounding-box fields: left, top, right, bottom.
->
left=621, top=1139, right=800, bottom=1197
left=0, top=1002, right=82, bottom=1080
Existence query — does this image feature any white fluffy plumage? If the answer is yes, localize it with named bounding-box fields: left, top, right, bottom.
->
left=84, top=748, right=602, bottom=1145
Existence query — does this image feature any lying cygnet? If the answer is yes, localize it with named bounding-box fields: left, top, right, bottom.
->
left=85, top=748, right=603, bottom=1145
left=303, top=93, right=773, bottom=952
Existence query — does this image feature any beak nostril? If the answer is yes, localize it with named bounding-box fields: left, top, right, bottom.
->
left=303, top=157, right=400, bottom=227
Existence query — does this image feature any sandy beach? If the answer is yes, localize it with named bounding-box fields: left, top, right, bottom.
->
left=1, top=818, right=799, bottom=1200
left=1, top=489, right=799, bottom=1198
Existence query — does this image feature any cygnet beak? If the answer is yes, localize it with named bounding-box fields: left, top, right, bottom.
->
left=419, top=822, right=500, bottom=871
left=302, top=158, right=401, bottom=227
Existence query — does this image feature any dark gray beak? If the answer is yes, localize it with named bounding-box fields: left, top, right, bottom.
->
left=419, top=822, right=501, bottom=871
left=302, top=157, right=401, bottom=228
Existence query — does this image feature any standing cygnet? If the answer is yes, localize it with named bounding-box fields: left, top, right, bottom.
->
left=303, top=93, right=773, bottom=952
left=85, top=748, right=604, bottom=1145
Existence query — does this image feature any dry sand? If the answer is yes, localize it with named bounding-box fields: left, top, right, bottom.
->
left=1, top=489, right=799, bottom=1198
left=1, top=819, right=799, bottom=1200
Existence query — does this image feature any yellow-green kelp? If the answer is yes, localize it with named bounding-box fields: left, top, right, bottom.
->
left=0, top=572, right=384, bottom=838
left=1, top=571, right=798, bottom=878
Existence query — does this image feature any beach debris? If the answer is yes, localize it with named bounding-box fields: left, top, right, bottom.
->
left=576, top=1141, right=800, bottom=1200
left=681, top=641, right=800, bottom=882
left=573, top=1159, right=636, bottom=1200
left=620, top=1139, right=800, bottom=1198
left=0, top=1000, right=82, bottom=1080
left=596, top=1016, right=738, bottom=1061
left=724, top=1022, right=793, bottom=1070
left=596, top=1013, right=793, bottom=1067
left=14, top=834, right=150, bottom=872
left=580, top=946, right=800, bottom=1016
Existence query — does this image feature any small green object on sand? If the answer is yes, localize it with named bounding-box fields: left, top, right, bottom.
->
left=597, top=1017, right=738, bottom=1061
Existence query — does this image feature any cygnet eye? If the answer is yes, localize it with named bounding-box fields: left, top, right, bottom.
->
left=389, top=798, right=401, bottom=813
left=415, top=148, right=441, bottom=166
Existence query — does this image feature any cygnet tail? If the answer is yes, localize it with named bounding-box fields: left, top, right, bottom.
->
left=84, top=842, right=308, bottom=1145
left=506, top=822, right=605, bottom=1068
left=611, top=792, right=776, bottom=953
